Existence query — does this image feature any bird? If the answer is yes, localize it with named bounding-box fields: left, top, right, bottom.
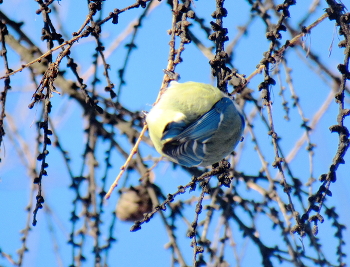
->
left=146, top=81, right=245, bottom=167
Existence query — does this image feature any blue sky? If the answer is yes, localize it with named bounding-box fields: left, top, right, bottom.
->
left=0, top=0, right=349, bottom=266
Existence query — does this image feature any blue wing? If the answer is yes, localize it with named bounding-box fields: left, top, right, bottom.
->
left=162, top=97, right=233, bottom=167
left=161, top=121, right=188, bottom=141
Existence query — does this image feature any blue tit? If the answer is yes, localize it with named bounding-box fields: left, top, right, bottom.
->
left=146, top=81, right=245, bottom=167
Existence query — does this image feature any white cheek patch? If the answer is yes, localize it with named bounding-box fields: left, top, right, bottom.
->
left=172, top=111, right=186, bottom=123
left=147, top=108, right=167, bottom=124
left=147, top=108, right=186, bottom=125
